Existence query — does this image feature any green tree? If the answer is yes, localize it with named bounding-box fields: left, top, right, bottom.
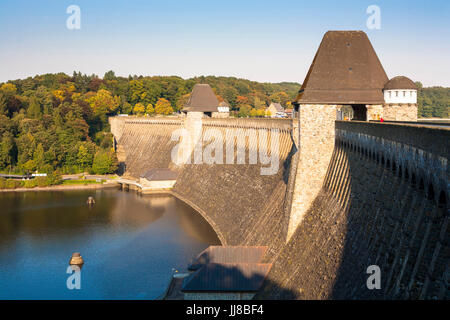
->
left=237, top=104, right=251, bottom=117
left=91, top=150, right=118, bottom=174
left=27, top=97, right=42, bottom=119
left=77, top=144, right=93, bottom=169
left=0, top=132, right=15, bottom=170
left=103, top=70, right=116, bottom=81
left=33, top=143, right=46, bottom=171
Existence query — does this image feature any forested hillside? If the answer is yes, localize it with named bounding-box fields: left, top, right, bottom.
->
left=0, top=72, right=447, bottom=176
left=0, top=72, right=300, bottom=175
left=416, top=82, right=450, bottom=118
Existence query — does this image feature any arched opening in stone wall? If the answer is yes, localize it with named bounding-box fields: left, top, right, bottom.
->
left=438, top=191, right=447, bottom=211
left=419, top=178, right=425, bottom=191
left=351, top=104, right=367, bottom=121
left=427, top=184, right=435, bottom=201
left=405, top=167, right=409, bottom=180
left=411, top=173, right=416, bottom=186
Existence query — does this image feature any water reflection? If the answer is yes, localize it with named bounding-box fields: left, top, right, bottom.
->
left=0, top=190, right=219, bottom=299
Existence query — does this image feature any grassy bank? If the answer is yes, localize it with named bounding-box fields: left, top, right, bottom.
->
left=62, top=179, right=104, bottom=185
left=0, top=177, right=106, bottom=190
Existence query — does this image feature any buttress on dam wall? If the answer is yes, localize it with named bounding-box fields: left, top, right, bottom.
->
left=110, top=116, right=449, bottom=299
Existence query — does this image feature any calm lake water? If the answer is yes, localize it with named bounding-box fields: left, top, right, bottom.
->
left=0, top=189, right=220, bottom=299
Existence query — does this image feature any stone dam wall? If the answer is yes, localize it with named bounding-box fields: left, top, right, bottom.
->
left=110, top=116, right=449, bottom=299
left=110, top=116, right=296, bottom=253
left=258, top=121, right=449, bottom=299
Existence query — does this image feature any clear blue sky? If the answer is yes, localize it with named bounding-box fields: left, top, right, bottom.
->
left=0, top=0, right=449, bottom=86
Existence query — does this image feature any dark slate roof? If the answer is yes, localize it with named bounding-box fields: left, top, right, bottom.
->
left=140, top=169, right=178, bottom=181
left=294, top=31, right=389, bottom=105
left=181, top=262, right=272, bottom=292
left=384, top=76, right=417, bottom=90
left=188, top=246, right=268, bottom=271
left=183, top=84, right=219, bottom=112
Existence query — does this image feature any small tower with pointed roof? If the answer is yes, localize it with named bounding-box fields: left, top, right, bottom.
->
left=182, top=84, right=229, bottom=118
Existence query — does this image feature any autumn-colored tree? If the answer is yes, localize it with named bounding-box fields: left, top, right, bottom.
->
left=256, top=109, right=265, bottom=117
left=249, top=108, right=258, bottom=117
left=155, top=98, right=173, bottom=115
left=269, top=91, right=290, bottom=106
left=87, top=89, right=120, bottom=118
left=176, top=94, right=190, bottom=111
left=52, top=89, right=65, bottom=103
left=236, top=95, right=248, bottom=105
left=133, top=103, right=146, bottom=115
left=0, top=83, right=17, bottom=97
left=88, top=77, right=103, bottom=91
left=146, top=103, right=155, bottom=115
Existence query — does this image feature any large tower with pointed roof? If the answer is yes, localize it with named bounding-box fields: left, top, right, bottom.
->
left=288, top=30, right=417, bottom=239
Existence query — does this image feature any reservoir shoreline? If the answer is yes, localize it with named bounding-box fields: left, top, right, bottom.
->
left=0, top=182, right=120, bottom=193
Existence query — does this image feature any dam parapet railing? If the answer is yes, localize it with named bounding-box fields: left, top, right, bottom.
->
left=335, top=120, right=449, bottom=206
left=110, top=115, right=293, bottom=131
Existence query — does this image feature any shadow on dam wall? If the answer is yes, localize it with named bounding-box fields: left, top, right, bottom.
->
left=257, top=122, right=449, bottom=300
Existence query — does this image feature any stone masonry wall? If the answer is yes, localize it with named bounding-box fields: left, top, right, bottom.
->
left=383, top=104, right=418, bottom=121
left=288, top=104, right=337, bottom=239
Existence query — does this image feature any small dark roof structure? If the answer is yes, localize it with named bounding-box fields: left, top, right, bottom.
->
left=140, top=169, right=178, bottom=181
left=294, top=30, right=389, bottom=105
left=188, top=246, right=268, bottom=271
left=384, top=76, right=417, bottom=90
left=182, top=262, right=272, bottom=292
left=183, top=84, right=219, bottom=113
left=269, top=102, right=284, bottom=113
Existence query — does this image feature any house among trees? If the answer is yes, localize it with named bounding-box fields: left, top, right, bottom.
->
left=182, top=84, right=229, bottom=118
left=266, top=102, right=286, bottom=118
left=284, top=108, right=293, bottom=118
left=218, top=101, right=230, bottom=115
